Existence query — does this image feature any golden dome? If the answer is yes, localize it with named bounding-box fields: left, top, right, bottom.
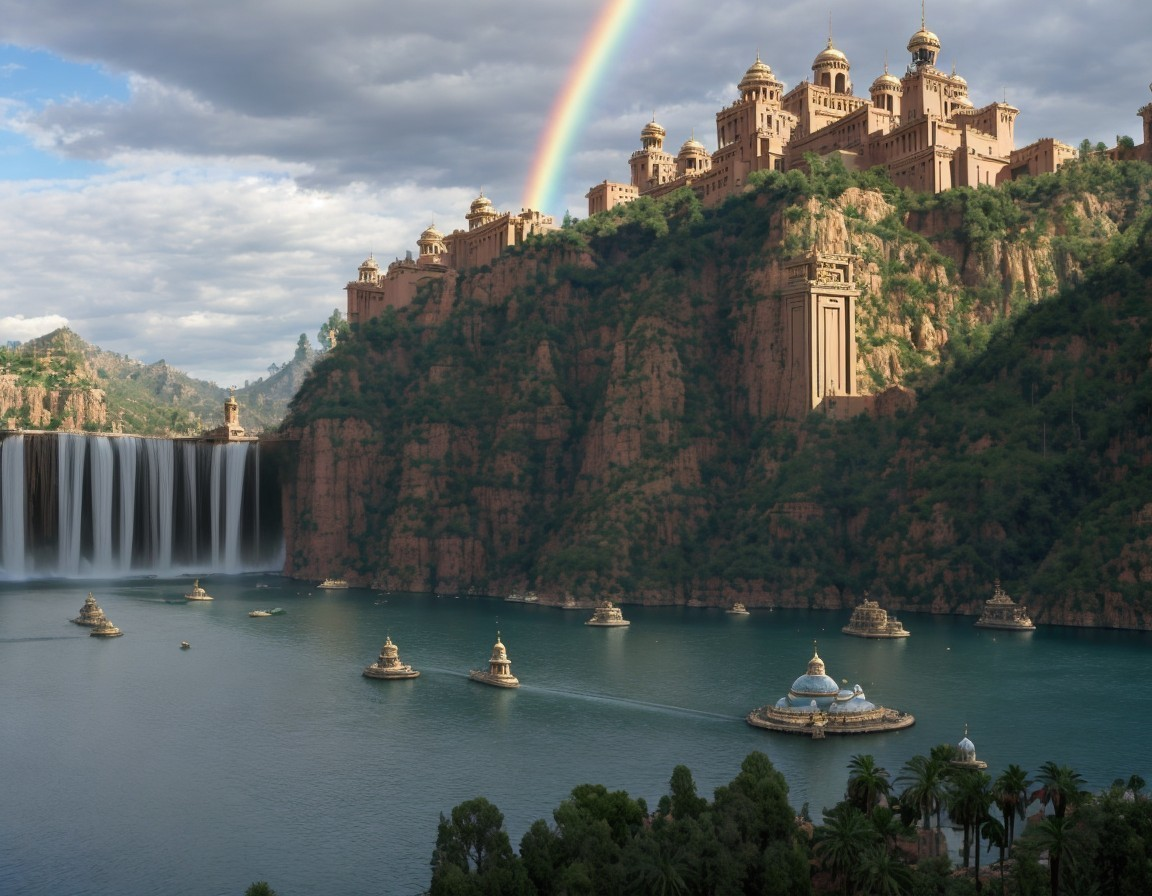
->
left=359, top=256, right=378, bottom=269
left=679, top=136, right=706, bottom=155
left=807, top=645, right=826, bottom=676
left=641, top=119, right=666, bottom=138
left=470, top=193, right=494, bottom=214
left=813, top=39, right=848, bottom=67
left=738, top=56, right=777, bottom=91
left=419, top=224, right=443, bottom=241
left=907, top=27, right=941, bottom=54
left=871, top=71, right=901, bottom=92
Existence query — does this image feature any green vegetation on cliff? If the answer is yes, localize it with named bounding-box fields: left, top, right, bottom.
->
left=284, top=158, right=1152, bottom=626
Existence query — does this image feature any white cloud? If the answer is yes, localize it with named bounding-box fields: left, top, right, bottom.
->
left=1, top=314, right=71, bottom=342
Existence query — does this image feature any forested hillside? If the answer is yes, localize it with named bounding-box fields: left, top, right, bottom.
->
left=281, top=158, right=1152, bottom=628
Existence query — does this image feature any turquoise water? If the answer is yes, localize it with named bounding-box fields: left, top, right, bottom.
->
left=1, top=579, right=1148, bottom=895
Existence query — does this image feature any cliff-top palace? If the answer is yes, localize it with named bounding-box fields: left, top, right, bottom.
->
left=346, top=13, right=1152, bottom=415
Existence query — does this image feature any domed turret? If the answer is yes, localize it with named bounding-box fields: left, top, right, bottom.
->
left=738, top=55, right=781, bottom=101
left=417, top=223, right=446, bottom=261
left=469, top=632, right=519, bottom=687
left=950, top=725, right=989, bottom=769
left=908, top=25, right=941, bottom=69
left=676, top=134, right=710, bottom=175
left=357, top=254, right=380, bottom=283
left=640, top=118, right=666, bottom=151
left=466, top=192, right=498, bottom=230
left=812, top=38, right=851, bottom=94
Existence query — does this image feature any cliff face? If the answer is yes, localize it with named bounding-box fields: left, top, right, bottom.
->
left=282, top=162, right=1152, bottom=629
left=0, top=374, right=107, bottom=430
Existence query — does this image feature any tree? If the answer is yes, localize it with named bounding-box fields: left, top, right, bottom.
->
left=318, top=307, right=348, bottom=350
left=947, top=769, right=991, bottom=875
left=814, top=803, right=880, bottom=895
left=244, top=885, right=277, bottom=896
left=897, top=753, right=948, bottom=831
left=992, top=763, right=1032, bottom=849
left=847, top=753, right=892, bottom=818
left=429, top=796, right=531, bottom=895
left=1022, top=815, right=1076, bottom=896
left=665, top=764, right=707, bottom=821
left=1034, top=761, right=1087, bottom=819
left=294, top=333, right=311, bottom=363
left=982, top=815, right=1007, bottom=891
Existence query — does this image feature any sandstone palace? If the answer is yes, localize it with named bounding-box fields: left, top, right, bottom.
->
left=348, top=14, right=1152, bottom=338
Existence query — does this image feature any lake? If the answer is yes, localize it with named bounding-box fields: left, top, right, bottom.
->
left=1, top=578, right=1148, bottom=895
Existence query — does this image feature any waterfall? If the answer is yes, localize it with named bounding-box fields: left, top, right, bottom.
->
left=0, top=433, right=282, bottom=580
left=0, top=435, right=26, bottom=578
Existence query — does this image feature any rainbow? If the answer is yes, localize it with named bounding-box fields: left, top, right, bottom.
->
left=522, top=0, right=643, bottom=216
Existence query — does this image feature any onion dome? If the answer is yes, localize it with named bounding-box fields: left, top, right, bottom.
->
left=490, top=634, right=508, bottom=662
left=739, top=55, right=776, bottom=92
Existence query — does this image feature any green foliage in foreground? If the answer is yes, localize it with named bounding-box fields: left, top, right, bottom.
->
left=428, top=750, right=1152, bottom=896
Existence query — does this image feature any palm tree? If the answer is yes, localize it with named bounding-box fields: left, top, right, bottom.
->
left=897, top=753, right=947, bottom=832
left=1025, top=815, right=1077, bottom=896
left=1128, top=773, right=1146, bottom=800
left=992, top=763, right=1032, bottom=849
left=856, top=843, right=914, bottom=896
left=981, top=815, right=1007, bottom=892
left=847, top=753, right=892, bottom=819
left=627, top=830, right=690, bottom=896
left=1035, top=761, right=1087, bottom=819
left=814, top=804, right=881, bottom=895
left=947, top=769, right=992, bottom=875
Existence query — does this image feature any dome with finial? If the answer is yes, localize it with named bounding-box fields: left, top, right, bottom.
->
left=641, top=119, right=666, bottom=139
left=814, top=38, right=848, bottom=68
left=420, top=224, right=443, bottom=241
left=490, top=634, right=508, bottom=662
left=739, top=55, right=777, bottom=92
left=470, top=192, right=494, bottom=214
left=679, top=135, right=707, bottom=155
left=908, top=23, right=941, bottom=69
left=871, top=70, right=901, bottom=92
left=784, top=643, right=840, bottom=705
left=359, top=255, right=379, bottom=270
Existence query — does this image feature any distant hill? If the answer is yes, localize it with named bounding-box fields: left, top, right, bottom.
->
left=0, top=328, right=314, bottom=435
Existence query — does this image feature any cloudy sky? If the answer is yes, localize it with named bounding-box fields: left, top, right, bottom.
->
left=1, top=0, right=1150, bottom=386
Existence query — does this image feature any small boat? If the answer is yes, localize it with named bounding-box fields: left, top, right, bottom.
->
left=504, top=590, right=537, bottom=603
left=180, top=641, right=190, bottom=649
left=318, top=578, right=349, bottom=590
left=248, top=609, right=272, bottom=618
left=727, top=603, right=751, bottom=616
left=185, top=579, right=213, bottom=601
left=585, top=601, right=630, bottom=627
left=90, top=617, right=123, bottom=638
left=469, top=633, right=519, bottom=688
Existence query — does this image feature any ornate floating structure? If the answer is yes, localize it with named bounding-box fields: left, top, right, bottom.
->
left=974, top=581, right=1035, bottom=630
left=469, top=633, right=520, bottom=688
left=746, top=644, right=914, bottom=738
left=318, top=578, right=349, bottom=590
left=71, top=593, right=107, bottom=626
left=505, top=590, right=538, bottom=603
left=185, top=579, right=213, bottom=601
left=949, top=726, right=989, bottom=770
left=842, top=597, right=910, bottom=638
left=727, top=603, right=751, bottom=616
left=363, top=635, right=420, bottom=680
left=89, top=617, right=123, bottom=638
left=586, top=600, right=630, bottom=627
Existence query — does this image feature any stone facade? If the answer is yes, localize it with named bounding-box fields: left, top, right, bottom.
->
left=587, top=17, right=1080, bottom=214
left=346, top=195, right=555, bottom=327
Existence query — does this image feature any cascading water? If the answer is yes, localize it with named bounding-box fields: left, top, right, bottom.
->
left=0, top=432, right=282, bottom=580
left=0, top=435, right=26, bottom=577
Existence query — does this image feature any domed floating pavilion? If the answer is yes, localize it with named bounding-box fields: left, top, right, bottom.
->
left=949, top=726, right=989, bottom=770
left=746, top=643, right=914, bottom=738
left=469, top=633, right=519, bottom=688
left=362, top=635, right=420, bottom=680
left=585, top=600, right=630, bottom=627
left=974, top=581, right=1035, bottom=630
left=842, top=596, right=910, bottom=638
left=89, top=616, right=123, bottom=638
left=72, top=593, right=107, bottom=626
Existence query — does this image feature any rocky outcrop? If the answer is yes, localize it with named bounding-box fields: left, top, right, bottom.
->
left=0, top=375, right=107, bottom=430
left=281, top=169, right=1152, bottom=629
